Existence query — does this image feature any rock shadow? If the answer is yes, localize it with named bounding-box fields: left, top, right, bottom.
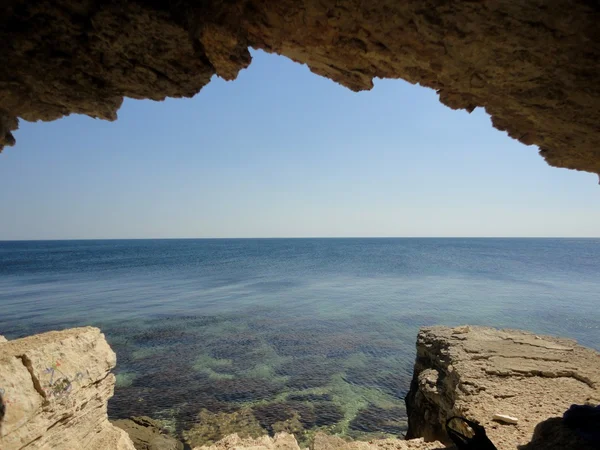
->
left=518, top=417, right=597, bottom=450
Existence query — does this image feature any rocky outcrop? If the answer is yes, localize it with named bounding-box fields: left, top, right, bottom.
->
left=1, top=1, right=600, bottom=176
left=193, top=432, right=445, bottom=450
left=2, top=325, right=599, bottom=450
left=112, top=416, right=184, bottom=450
left=0, top=327, right=136, bottom=450
left=405, top=326, right=600, bottom=450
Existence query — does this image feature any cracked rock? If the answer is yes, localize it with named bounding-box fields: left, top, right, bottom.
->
left=405, top=326, right=600, bottom=450
left=0, top=327, right=135, bottom=450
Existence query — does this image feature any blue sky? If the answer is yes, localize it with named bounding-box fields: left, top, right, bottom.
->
left=1, top=50, right=599, bottom=239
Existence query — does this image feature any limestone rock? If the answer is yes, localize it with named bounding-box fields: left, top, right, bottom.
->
left=0, top=335, right=7, bottom=343
left=0, top=327, right=135, bottom=450
left=1, top=1, right=600, bottom=176
left=193, top=432, right=302, bottom=450
left=405, top=326, right=600, bottom=450
left=113, top=416, right=185, bottom=450
left=193, top=432, right=445, bottom=450
left=310, top=432, right=444, bottom=450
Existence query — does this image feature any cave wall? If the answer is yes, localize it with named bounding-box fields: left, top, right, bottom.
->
left=1, top=0, right=599, bottom=176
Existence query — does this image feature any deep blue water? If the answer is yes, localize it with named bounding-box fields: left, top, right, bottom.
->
left=1, top=239, right=599, bottom=443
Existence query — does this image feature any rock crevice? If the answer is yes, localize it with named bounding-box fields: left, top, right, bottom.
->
left=17, top=355, right=49, bottom=401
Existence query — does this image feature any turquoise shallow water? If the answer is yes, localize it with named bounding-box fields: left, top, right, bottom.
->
left=1, top=238, right=599, bottom=442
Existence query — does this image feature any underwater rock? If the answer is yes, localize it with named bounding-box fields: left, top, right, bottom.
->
left=276, top=358, right=336, bottom=390
left=312, top=402, right=344, bottom=428
left=405, top=326, right=600, bottom=449
left=182, top=408, right=265, bottom=448
left=112, top=416, right=184, bottom=450
left=287, top=394, right=333, bottom=403
left=253, top=400, right=344, bottom=435
left=266, top=327, right=368, bottom=360
left=349, top=405, right=407, bottom=436
left=343, top=366, right=413, bottom=400
left=111, top=368, right=282, bottom=439
left=110, top=370, right=218, bottom=421
left=271, top=413, right=305, bottom=435
left=268, top=334, right=322, bottom=358
left=130, top=327, right=198, bottom=348
left=286, top=376, right=333, bottom=391
left=174, top=396, right=238, bottom=432
left=211, top=378, right=284, bottom=403
left=109, top=386, right=164, bottom=420
left=253, top=403, right=311, bottom=435
left=210, top=334, right=264, bottom=361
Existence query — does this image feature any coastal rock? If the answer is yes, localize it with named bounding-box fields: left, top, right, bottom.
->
left=112, top=416, right=184, bottom=450
left=0, top=327, right=135, bottom=450
left=1, top=2, right=600, bottom=176
left=193, top=432, right=302, bottom=450
left=310, top=432, right=444, bottom=450
left=0, top=335, right=7, bottom=343
left=192, top=432, right=445, bottom=450
left=405, top=326, right=600, bottom=450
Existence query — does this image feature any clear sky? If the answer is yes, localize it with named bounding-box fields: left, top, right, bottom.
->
left=1, top=50, right=599, bottom=239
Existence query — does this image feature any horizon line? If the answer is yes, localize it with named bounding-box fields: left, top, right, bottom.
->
left=1, top=236, right=599, bottom=242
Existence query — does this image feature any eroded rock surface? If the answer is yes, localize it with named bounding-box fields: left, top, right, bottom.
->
left=309, top=432, right=445, bottom=450
left=0, top=327, right=135, bottom=450
left=192, top=432, right=445, bottom=450
left=405, top=326, right=600, bottom=450
left=1, top=1, right=600, bottom=176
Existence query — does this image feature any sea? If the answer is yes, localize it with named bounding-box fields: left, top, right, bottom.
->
left=1, top=238, right=599, bottom=443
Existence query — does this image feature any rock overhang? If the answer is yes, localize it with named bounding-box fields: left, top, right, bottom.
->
left=1, top=1, right=599, bottom=177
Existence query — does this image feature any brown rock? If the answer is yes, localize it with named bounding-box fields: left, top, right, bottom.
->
left=1, top=2, right=600, bottom=176
left=193, top=432, right=302, bottom=450
left=311, top=432, right=444, bottom=450
left=405, top=326, right=600, bottom=450
left=192, top=432, right=445, bottom=450
left=0, top=327, right=135, bottom=450
left=112, top=416, right=184, bottom=450
left=271, top=413, right=304, bottom=435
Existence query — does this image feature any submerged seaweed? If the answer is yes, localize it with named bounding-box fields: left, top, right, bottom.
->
left=349, top=404, right=407, bottom=436
left=106, top=313, right=415, bottom=442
